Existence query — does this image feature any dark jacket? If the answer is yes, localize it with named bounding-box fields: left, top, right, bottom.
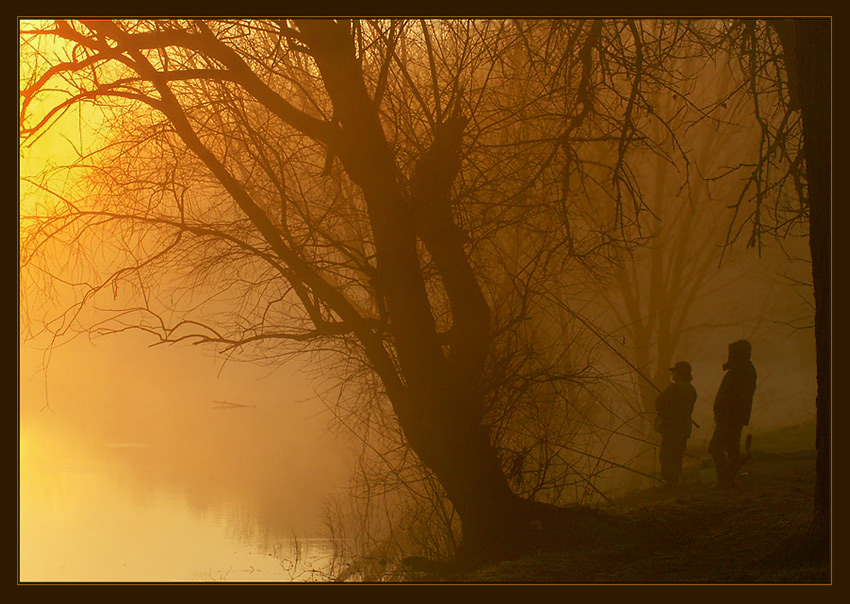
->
left=655, top=380, right=697, bottom=439
left=714, top=341, right=757, bottom=426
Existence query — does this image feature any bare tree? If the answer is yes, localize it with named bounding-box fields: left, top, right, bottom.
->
left=601, top=51, right=805, bottom=461
left=782, top=19, right=829, bottom=542
left=20, top=18, right=824, bottom=563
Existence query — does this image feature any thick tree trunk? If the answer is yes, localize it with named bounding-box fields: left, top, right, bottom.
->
left=404, top=400, right=613, bottom=562
left=292, top=20, right=533, bottom=560
left=793, top=19, right=830, bottom=539
left=293, top=20, right=617, bottom=562
left=398, top=394, right=524, bottom=560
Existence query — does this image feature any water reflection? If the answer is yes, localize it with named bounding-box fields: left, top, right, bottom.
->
left=20, top=423, right=344, bottom=582
left=18, top=338, right=355, bottom=582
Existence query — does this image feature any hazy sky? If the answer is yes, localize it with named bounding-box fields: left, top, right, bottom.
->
left=19, top=31, right=359, bottom=578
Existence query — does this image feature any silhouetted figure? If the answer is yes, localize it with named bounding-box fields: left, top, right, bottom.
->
left=654, top=361, right=697, bottom=487
left=709, top=340, right=757, bottom=489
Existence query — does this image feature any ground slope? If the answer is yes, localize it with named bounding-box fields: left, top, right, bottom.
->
left=458, top=426, right=829, bottom=583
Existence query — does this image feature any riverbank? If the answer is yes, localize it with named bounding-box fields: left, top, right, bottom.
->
left=453, top=425, right=828, bottom=583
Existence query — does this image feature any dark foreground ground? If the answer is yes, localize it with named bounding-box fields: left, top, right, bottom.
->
left=455, top=425, right=829, bottom=584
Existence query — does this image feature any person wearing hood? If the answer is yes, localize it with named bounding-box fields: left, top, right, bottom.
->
left=654, top=361, right=698, bottom=487
left=709, top=339, right=757, bottom=489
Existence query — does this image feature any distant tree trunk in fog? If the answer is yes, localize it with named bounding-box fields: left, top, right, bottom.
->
left=612, top=156, right=689, bottom=480
left=615, top=154, right=721, bottom=420
left=792, top=19, right=830, bottom=538
left=609, top=77, right=753, bottom=471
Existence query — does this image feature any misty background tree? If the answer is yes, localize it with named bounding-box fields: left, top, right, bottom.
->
left=19, top=18, right=828, bottom=564
left=596, top=35, right=817, bottom=487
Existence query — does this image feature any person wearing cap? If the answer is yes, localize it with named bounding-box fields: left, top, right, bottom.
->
left=654, top=361, right=698, bottom=487
left=709, top=339, right=757, bottom=489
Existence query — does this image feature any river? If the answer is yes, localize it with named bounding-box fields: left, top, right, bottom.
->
left=19, top=337, right=354, bottom=582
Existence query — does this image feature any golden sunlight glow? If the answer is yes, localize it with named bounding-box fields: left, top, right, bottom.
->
left=19, top=25, right=344, bottom=581
left=19, top=20, right=106, bottom=217
left=20, top=424, right=312, bottom=582
left=19, top=338, right=344, bottom=582
left=18, top=17, right=826, bottom=584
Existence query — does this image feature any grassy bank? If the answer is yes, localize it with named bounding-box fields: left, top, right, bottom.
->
left=454, top=423, right=828, bottom=583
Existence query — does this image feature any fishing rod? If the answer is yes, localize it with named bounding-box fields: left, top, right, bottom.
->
left=546, top=295, right=700, bottom=429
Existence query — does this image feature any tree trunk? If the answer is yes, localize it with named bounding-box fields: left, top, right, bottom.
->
left=396, top=392, right=525, bottom=561
left=292, top=20, right=542, bottom=561
left=793, top=19, right=830, bottom=539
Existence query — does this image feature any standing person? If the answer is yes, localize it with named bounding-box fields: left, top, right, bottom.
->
left=709, top=340, right=757, bottom=489
left=654, top=361, right=698, bottom=487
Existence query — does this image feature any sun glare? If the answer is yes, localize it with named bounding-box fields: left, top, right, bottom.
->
left=20, top=20, right=106, bottom=218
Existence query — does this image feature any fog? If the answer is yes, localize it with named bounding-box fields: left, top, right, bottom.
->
left=20, top=333, right=355, bottom=539
left=18, top=19, right=824, bottom=581
left=631, top=235, right=817, bottom=441
left=19, top=230, right=816, bottom=578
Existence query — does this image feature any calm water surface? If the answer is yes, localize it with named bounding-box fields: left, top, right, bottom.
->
left=19, top=337, right=357, bottom=582
left=20, top=423, right=342, bottom=582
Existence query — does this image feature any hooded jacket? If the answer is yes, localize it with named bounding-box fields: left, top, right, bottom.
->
left=713, top=340, right=757, bottom=426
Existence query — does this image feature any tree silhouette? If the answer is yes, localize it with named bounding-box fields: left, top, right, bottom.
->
left=600, top=49, right=810, bottom=481
left=19, top=18, right=828, bottom=563
left=777, top=19, right=829, bottom=540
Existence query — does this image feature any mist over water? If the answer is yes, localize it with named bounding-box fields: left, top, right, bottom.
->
left=19, top=245, right=816, bottom=581
left=19, top=334, right=355, bottom=581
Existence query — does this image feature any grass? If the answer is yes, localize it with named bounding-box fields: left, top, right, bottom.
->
left=453, top=422, right=828, bottom=584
